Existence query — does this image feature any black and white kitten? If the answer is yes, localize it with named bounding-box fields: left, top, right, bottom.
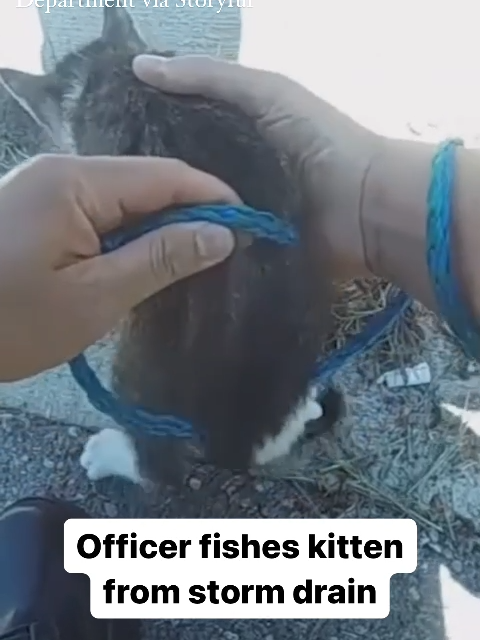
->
left=1, top=6, right=342, bottom=487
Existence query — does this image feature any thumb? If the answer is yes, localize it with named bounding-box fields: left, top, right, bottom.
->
left=70, top=221, right=235, bottom=320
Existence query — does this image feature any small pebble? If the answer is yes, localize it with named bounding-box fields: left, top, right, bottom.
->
left=222, top=478, right=243, bottom=497
left=427, top=542, right=442, bottom=555
left=0, top=418, right=14, bottom=432
left=104, top=502, right=119, bottom=518
left=354, top=624, right=367, bottom=634
left=467, top=361, right=477, bottom=373
left=68, top=427, right=79, bottom=438
left=43, top=458, right=55, bottom=469
left=443, top=547, right=453, bottom=560
left=318, top=473, right=340, bottom=492
left=224, top=632, right=239, bottom=640
left=430, top=529, right=439, bottom=544
left=451, top=559, right=462, bottom=573
left=20, top=454, right=29, bottom=463
left=188, top=477, right=202, bottom=491
left=264, top=635, right=274, bottom=640
left=409, top=586, right=421, bottom=602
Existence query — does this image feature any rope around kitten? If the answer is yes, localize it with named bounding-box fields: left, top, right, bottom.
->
left=69, top=140, right=467, bottom=437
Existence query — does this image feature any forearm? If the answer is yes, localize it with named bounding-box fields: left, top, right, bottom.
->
left=362, top=137, right=480, bottom=320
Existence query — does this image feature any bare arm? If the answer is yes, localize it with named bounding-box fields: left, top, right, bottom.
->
left=363, top=138, right=480, bottom=319
left=133, top=54, right=480, bottom=324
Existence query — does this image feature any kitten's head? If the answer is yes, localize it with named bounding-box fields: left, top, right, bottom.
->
left=0, top=6, right=172, bottom=153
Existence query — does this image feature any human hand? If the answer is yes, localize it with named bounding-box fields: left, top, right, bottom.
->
left=133, top=54, right=382, bottom=280
left=0, top=154, right=237, bottom=381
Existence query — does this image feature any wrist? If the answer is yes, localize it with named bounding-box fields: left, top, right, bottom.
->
left=311, top=127, right=381, bottom=281
left=361, top=135, right=438, bottom=310
left=449, top=147, right=480, bottom=323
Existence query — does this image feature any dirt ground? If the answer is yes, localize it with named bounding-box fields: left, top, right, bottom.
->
left=0, top=406, right=454, bottom=640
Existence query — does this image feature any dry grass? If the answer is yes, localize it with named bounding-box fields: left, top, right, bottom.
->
left=329, top=277, right=424, bottom=360
left=0, top=144, right=30, bottom=175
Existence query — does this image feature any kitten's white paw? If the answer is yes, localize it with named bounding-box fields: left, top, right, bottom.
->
left=253, top=388, right=323, bottom=466
left=80, top=428, right=143, bottom=485
left=300, top=390, right=323, bottom=422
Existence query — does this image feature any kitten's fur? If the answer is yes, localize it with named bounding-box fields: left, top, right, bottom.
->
left=1, top=7, right=342, bottom=486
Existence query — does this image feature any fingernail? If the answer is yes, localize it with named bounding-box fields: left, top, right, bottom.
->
left=194, top=224, right=235, bottom=264
left=133, top=54, right=167, bottom=77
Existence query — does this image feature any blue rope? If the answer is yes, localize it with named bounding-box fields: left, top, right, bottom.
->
left=426, top=138, right=480, bottom=360
left=101, top=204, right=298, bottom=252
left=313, top=287, right=411, bottom=383
left=69, top=203, right=411, bottom=438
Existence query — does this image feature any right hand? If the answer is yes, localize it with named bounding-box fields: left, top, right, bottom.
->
left=133, top=54, right=382, bottom=280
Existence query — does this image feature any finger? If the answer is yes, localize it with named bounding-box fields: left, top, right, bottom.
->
left=133, top=54, right=277, bottom=121
left=72, top=155, right=241, bottom=234
left=65, top=221, right=235, bottom=324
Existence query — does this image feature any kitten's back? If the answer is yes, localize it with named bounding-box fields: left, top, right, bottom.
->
left=51, top=16, right=332, bottom=476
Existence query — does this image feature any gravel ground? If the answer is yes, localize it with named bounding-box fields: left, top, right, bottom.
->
left=0, top=408, right=454, bottom=640
left=2, top=2, right=480, bottom=640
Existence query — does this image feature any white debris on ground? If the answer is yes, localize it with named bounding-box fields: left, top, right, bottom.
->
left=377, top=362, right=432, bottom=388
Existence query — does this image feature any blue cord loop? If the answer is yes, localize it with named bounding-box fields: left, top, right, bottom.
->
left=69, top=353, right=194, bottom=438
left=69, top=204, right=299, bottom=439
left=69, top=201, right=412, bottom=438
left=101, top=204, right=298, bottom=252
left=426, top=138, right=480, bottom=360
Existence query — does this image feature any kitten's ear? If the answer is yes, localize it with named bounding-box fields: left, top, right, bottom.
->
left=102, top=6, right=146, bottom=50
left=0, top=69, right=63, bottom=143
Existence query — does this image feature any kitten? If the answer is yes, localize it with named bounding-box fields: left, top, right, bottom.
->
left=2, top=6, right=342, bottom=487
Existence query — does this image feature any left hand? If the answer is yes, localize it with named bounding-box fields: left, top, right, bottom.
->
left=133, top=53, right=379, bottom=280
left=0, top=154, right=237, bottom=381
